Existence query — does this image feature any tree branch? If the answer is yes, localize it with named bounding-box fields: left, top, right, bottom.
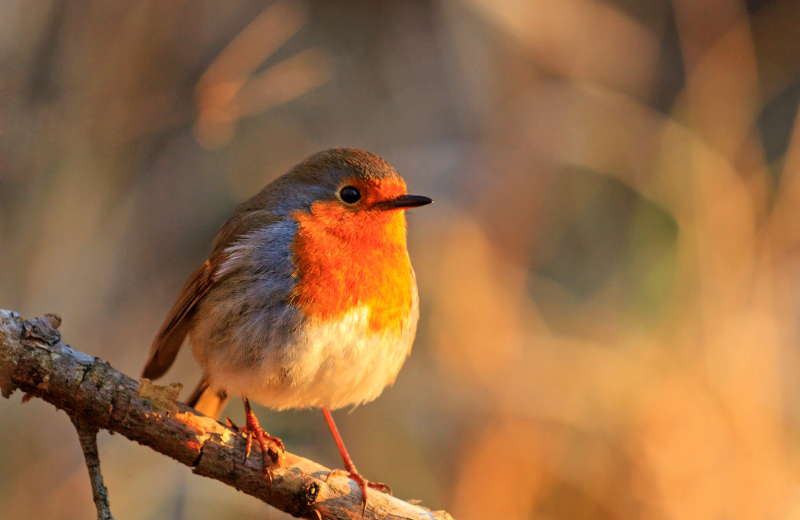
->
left=70, top=417, right=115, bottom=520
left=0, top=310, right=453, bottom=520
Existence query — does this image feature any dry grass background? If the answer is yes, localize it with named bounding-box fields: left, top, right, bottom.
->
left=3, top=1, right=800, bottom=519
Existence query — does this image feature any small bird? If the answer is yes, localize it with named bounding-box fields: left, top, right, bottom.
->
left=142, top=148, right=431, bottom=511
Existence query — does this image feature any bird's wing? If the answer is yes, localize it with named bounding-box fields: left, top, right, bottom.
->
left=141, top=209, right=281, bottom=380
left=141, top=259, right=215, bottom=380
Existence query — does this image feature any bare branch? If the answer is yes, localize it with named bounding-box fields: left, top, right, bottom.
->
left=0, top=310, right=453, bottom=520
left=70, top=418, right=115, bottom=520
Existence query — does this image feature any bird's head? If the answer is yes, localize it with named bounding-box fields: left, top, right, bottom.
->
left=265, top=148, right=431, bottom=242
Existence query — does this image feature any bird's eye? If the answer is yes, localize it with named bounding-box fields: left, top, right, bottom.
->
left=339, top=186, right=361, bottom=204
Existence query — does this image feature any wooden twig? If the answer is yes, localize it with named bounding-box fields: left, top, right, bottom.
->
left=70, top=418, right=115, bottom=520
left=0, top=310, right=453, bottom=520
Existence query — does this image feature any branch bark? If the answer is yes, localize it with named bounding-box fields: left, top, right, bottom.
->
left=0, top=310, right=453, bottom=520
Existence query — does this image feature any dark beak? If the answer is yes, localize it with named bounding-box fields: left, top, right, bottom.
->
left=378, top=194, right=433, bottom=211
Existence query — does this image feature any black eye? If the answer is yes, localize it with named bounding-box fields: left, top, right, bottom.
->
left=339, top=186, right=361, bottom=203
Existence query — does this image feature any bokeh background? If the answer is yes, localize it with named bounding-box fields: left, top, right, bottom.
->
left=3, top=0, right=800, bottom=518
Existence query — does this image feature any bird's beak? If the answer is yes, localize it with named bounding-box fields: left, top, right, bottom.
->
left=378, top=194, right=433, bottom=211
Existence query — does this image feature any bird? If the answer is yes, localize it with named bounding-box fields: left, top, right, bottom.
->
left=141, top=148, right=431, bottom=512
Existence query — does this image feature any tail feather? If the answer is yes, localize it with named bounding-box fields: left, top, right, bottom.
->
left=187, top=377, right=229, bottom=420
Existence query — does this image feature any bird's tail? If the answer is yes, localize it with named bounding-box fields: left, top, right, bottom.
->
left=187, top=377, right=229, bottom=420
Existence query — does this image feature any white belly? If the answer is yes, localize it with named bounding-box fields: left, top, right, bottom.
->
left=203, top=305, right=416, bottom=410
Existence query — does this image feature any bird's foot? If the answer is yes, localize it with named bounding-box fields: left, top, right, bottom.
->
left=241, top=402, right=285, bottom=485
left=326, top=467, right=392, bottom=515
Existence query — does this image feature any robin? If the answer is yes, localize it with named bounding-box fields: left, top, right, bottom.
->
left=141, top=148, right=431, bottom=512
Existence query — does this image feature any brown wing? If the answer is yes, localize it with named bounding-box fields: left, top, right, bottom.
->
left=141, top=207, right=281, bottom=380
left=141, top=259, right=215, bottom=380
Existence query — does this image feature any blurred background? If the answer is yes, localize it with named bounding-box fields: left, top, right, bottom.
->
left=2, top=0, right=800, bottom=518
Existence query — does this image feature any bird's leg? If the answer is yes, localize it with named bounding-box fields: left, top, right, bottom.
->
left=322, top=407, right=391, bottom=515
left=241, top=397, right=286, bottom=484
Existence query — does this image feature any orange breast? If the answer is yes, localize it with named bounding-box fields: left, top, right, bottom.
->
left=290, top=199, right=413, bottom=335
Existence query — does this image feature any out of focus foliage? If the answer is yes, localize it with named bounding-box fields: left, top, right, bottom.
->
left=3, top=1, right=800, bottom=519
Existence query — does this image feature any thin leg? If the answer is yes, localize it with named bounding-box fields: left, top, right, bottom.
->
left=322, top=407, right=391, bottom=515
left=241, top=398, right=285, bottom=485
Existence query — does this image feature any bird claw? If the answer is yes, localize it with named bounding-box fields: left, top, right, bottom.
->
left=242, top=424, right=285, bottom=471
left=240, top=400, right=286, bottom=486
left=326, top=468, right=392, bottom=515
